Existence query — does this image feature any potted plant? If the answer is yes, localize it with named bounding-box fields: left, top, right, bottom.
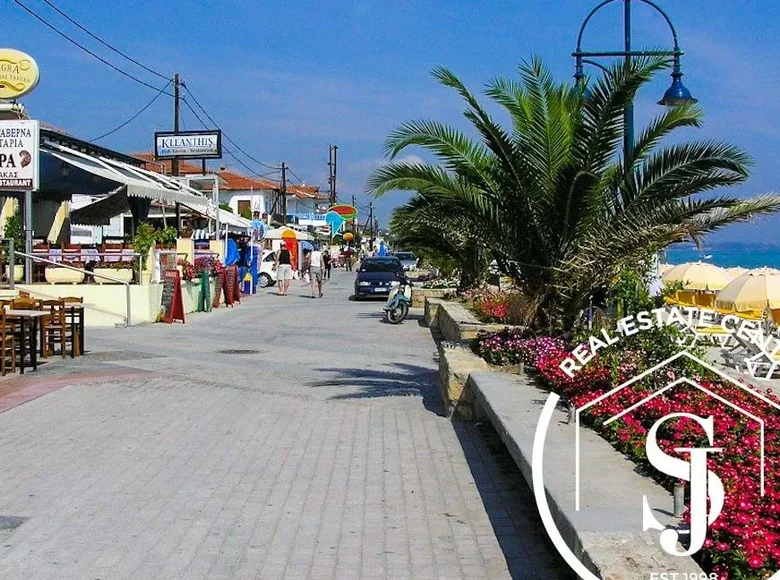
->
left=4, top=214, right=24, bottom=282
left=93, top=260, right=133, bottom=284
left=156, top=226, right=178, bottom=249
left=45, top=259, right=85, bottom=284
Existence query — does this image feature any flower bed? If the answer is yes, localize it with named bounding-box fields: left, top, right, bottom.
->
left=463, top=288, right=510, bottom=322
left=475, top=329, right=780, bottom=579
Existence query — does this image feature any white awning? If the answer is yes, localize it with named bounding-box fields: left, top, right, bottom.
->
left=41, top=141, right=206, bottom=205
left=179, top=200, right=252, bottom=232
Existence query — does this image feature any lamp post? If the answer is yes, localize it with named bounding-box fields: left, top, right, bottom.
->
left=573, top=0, right=697, bottom=160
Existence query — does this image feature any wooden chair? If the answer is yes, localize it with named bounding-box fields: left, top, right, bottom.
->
left=11, top=297, right=39, bottom=310
left=41, top=299, right=80, bottom=358
left=0, top=310, right=16, bottom=376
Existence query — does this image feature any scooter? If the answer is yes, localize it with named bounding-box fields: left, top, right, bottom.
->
left=384, top=276, right=413, bottom=324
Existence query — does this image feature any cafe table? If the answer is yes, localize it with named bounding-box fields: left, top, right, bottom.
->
left=4, top=309, right=48, bottom=373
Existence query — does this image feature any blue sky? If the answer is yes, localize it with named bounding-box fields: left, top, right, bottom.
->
left=8, top=0, right=780, bottom=241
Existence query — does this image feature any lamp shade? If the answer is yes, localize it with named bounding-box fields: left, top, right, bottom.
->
left=659, top=74, right=697, bottom=106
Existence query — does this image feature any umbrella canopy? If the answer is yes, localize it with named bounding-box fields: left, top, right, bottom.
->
left=301, top=241, right=314, bottom=250
left=716, top=268, right=780, bottom=312
left=661, top=262, right=731, bottom=291
left=659, top=263, right=675, bottom=275
left=264, top=227, right=313, bottom=241
left=725, top=267, right=749, bottom=280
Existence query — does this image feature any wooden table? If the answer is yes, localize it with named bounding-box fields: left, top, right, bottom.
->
left=5, top=310, right=48, bottom=373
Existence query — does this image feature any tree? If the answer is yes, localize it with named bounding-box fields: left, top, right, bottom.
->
left=367, top=57, right=780, bottom=330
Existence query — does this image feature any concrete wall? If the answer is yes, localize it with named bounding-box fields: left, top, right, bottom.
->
left=19, top=278, right=218, bottom=327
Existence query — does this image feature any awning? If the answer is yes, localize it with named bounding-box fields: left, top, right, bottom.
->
left=180, top=200, right=252, bottom=232
left=70, top=187, right=128, bottom=226
left=42, top=141, right=207, bottom=205
left=265, top=227, right=313, bottom=240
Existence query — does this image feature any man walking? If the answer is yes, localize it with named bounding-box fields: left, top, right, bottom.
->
left=323, top=250, right=332, bottom=280
left=309, top=245, right=325, bottom=298
left=273, top=243, right=293, bottom=296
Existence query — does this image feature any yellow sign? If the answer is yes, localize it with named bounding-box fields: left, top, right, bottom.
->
left=0, top=49, right=40, bottom=100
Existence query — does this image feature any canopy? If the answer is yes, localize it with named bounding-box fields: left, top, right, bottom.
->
left=726, top=267, right=749, bottom=280
left=661, top=262, right=731, bottom=291
left=179, top=200, right=251, bottom=232
left=42, top=141, right=206, bottom=205
left=716, top=268, right=780, bottom=312
left=264, top=227, right=312, bottom=240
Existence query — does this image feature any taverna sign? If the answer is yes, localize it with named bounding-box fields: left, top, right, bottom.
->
left=0, top=48, right=40, bottom=100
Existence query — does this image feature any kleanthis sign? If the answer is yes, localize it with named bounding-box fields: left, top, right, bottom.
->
left=0, top=48, right=40, bottom=100
left=154, top=130, right=222, bottom=160
left=0, top=120, right=39, bottom=191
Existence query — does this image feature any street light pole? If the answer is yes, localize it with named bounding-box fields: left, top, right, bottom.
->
left=573, top=0, right=697, bottom=162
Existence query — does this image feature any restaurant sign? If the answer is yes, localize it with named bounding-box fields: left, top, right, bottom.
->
left=0, top=119, right=39, bottom=191
left=0, top=48, right=40, bottom=100
left=154, top=130, right=222, bottom=160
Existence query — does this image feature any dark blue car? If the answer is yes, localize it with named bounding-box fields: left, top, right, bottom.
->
left=353, top=257, right=404, bottom=300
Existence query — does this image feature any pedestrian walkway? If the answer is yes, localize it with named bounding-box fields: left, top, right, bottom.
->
left=0, top=270, right=568, bottom=579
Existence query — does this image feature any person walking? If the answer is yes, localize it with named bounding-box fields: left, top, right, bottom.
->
left=309, top=246, right=325, bottom=298
left=273, top=243, right=293, bottom=296
left=323, top=250, right=332, bottom=280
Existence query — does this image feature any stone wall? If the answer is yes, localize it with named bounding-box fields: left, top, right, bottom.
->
left=410, top=287, right=456, bottom=308
left=436, top=341, right=490, bottom=419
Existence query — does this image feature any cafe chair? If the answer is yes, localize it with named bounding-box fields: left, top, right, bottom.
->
left=41, top=299, right=80, bottom=358
left=11, top=297, right=40, bottom=310
left=0, top=310, right=16, bottom=376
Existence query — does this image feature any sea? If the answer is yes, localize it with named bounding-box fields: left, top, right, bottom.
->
left=662, top=242, right=780, bottom=269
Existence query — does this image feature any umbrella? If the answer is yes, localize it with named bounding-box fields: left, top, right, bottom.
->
left=301, top=241, right=314, bottom=251
left=661, top=262, right=731, bottom=291
left=725, top=267, right=749, bottom=280
left=659, top=263, right=675, bottom=275
left=715, top=268, right=780, bottom=312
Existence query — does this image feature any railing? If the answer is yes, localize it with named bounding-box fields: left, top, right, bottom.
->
left=14, top=251, right=132, bottom=327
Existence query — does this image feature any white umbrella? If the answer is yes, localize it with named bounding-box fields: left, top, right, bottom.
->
left=661, top=262, right=731, bottom=291
left=716, top=268, right=780, bottom=312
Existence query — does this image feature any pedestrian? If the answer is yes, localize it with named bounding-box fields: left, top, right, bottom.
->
left=323, top=250, right=332, bottom=280
left=301, top=248, right=311, bottom=285
left=309, top=245, right=325, bottom=298
left=273, top=243, right=293, bottom=296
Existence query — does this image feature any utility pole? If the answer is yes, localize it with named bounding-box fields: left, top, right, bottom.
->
left=366, top=202, right=374, bottom=250
left=351, top=194, right=356, bottom=232
left=280, top=162, right=288, bottom=225
left=172, top=73, right=181, bottom=233
left=331, top=145, right=337, bottom=204
left=327, top=146, right=333, bottom=204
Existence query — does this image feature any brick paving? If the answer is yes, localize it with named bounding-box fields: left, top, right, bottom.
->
left=0, top=270, right=567, bottom=579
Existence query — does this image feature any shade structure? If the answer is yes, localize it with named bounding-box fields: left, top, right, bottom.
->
left=661, top=262, right=731, bottom=291
left=658, top=263, right=674, bottom=275
left=264, top=227, right=313, bottom=241
left=715, top=268, right=780, bottom=312
left=725, top=267, right=749, bottom=281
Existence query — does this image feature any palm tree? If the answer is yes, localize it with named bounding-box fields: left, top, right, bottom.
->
left=389, top=194, right=490, bottom=290
left=368, top=57, right=780, bottom=330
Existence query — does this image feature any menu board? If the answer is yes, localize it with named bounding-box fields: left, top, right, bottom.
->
left=160, top=269, right=185, bottom=323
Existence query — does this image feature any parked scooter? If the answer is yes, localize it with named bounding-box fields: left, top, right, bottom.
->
left=384, top=276, right=413, bottom=324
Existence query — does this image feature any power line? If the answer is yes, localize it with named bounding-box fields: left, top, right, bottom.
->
left=12, top=0, right=173, bottom=95
left=39, top=0, right=168, bottom=80
left=181, top=97, right=279, bottom=181
left=286, top=166, right=304, bottom=184
left=181, top=83, right=279, bottom=171
left=91, top=79, right=172, bottom=142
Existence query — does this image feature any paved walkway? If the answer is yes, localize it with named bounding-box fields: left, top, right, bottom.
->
left=0, top=270, right=568, bottom=579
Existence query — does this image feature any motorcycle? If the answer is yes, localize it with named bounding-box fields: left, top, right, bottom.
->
left=384, top=276, right=413, bottom=324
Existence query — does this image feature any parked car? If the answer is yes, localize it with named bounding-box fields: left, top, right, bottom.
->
left=393, top=252, right=418, bottom=271
left=259, top=249, right=278, bottom=287
left=353, top=257, right=404, bottom=300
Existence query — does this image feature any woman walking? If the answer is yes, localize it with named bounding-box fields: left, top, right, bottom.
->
left=323, top=250, right=332, bottom=280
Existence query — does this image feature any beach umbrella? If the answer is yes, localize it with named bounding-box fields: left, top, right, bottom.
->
left=726, top=267, right=749, bottom=280
left=661, top=262, right=731, bottom=291
left=716, top=268, right=780, bottom=312
left=659, top=263, right=675, bottom=275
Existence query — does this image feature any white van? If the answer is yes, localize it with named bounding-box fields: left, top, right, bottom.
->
left=259, top=250, right=278, bottom=287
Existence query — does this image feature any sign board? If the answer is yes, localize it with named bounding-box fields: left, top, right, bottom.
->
left=154, top=130, right=222, bottom=160
left=0, top=120, right=39, bottom=191
left=0, top=49, right=40, bottom=100
left=159, top=269, right=185, bottom=323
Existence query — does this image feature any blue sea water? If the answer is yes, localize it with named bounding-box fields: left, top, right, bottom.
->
left=662, top=242, right=780, bottom=269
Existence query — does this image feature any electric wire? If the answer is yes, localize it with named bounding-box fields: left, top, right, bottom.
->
left=181, top=97, right=279, bottom=182
left=181, top=83, right=280, bottom=171
left=12, top=0, right=173, bottom=95
left=39, top=0, right=169, bottom=81
left=91, top=79, right=172, bottom=142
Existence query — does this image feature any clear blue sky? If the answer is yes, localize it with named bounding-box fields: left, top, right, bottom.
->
left=8, top=0, right=780, bottom=241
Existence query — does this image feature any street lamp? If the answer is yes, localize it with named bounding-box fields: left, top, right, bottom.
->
left=573, top=0, right=697, bottom=159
